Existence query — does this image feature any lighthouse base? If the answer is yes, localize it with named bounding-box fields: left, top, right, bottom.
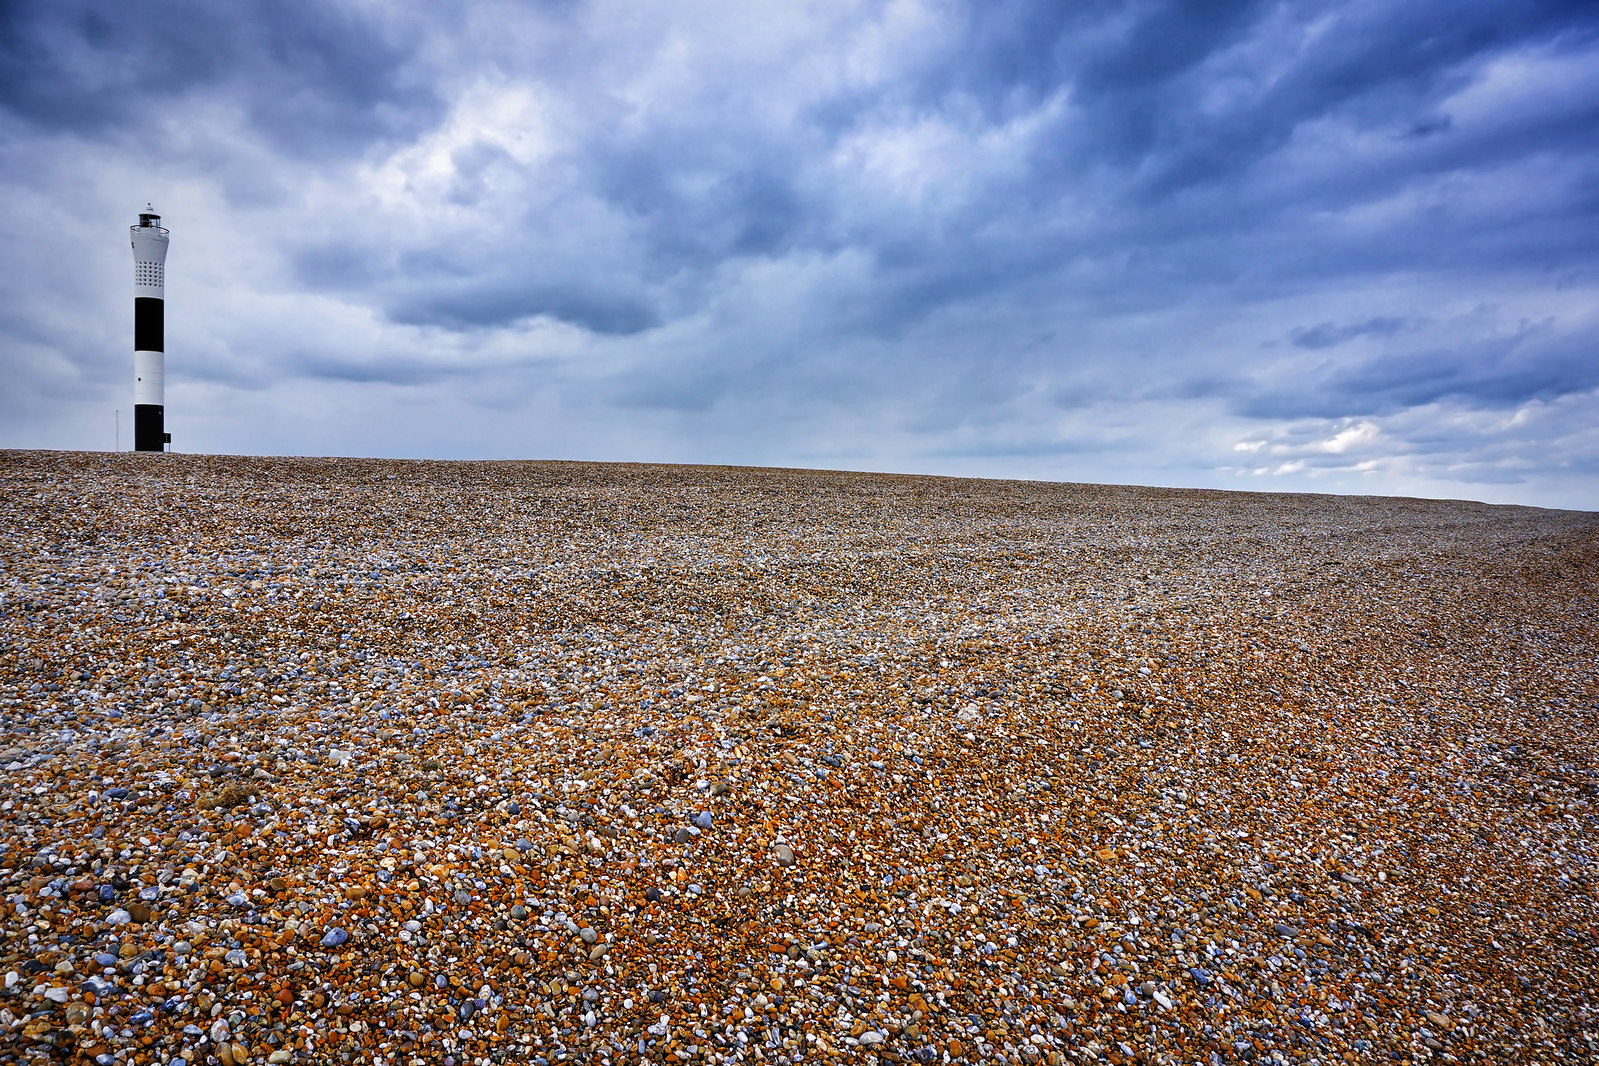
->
left=133, top=404, right=166, bottom=452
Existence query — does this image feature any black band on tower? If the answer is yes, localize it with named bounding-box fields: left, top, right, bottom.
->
left=134, top=297, right=164, bottom=352
left=134, top=404, right=165, bottom=452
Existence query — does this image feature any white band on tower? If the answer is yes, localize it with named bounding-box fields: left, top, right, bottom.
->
left=133, top=350, right=164, bottom=407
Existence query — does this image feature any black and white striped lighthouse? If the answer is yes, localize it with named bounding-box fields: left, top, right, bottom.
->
left=131, top=204, right=171, bottom=452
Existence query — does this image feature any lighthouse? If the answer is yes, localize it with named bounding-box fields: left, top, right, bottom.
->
left=131, top=204, right=171, bottom=451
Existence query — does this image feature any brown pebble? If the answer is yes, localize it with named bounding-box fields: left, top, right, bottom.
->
left=3, top=451, right=1592, bottom=1066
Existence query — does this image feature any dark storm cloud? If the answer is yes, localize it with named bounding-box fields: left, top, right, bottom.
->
left=1290, top=318, right=1419, bottom=350
left=1004, top=0, right=1599, bottom=197
left=583, top=141, right=816, bottom=269
left=0, top=0, right=441, bottom=156
left=1237, top=321, right=1599, bottom=418
left=611, top=368, right=730, bottom=414
left=284, top=352, right=467, bottom=388
left=127, top=0, right=1596, bottom=347
left=392, top=282, right=661, bottom=337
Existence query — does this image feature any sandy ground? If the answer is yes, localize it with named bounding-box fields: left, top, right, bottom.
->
left=1, top=450, right=1596, bottom=1065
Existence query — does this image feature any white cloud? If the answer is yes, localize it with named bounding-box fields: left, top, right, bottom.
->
left=1311, top=420, right=1379, bottom=453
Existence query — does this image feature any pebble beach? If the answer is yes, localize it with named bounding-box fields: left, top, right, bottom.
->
left=2, top=449, right=1596, bottom=1066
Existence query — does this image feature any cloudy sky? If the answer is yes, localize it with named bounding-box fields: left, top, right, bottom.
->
left=3, top=0, right=1597, bottom=509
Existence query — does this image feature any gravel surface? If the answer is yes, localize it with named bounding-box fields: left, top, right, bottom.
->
left=2, top=450, right=1596, bottom=1066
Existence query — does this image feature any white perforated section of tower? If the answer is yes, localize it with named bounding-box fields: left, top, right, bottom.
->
left=131, top=212, right=169, bottom=300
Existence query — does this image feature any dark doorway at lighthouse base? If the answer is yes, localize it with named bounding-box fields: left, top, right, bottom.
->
left=134, top=404, right=167, bottom=452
